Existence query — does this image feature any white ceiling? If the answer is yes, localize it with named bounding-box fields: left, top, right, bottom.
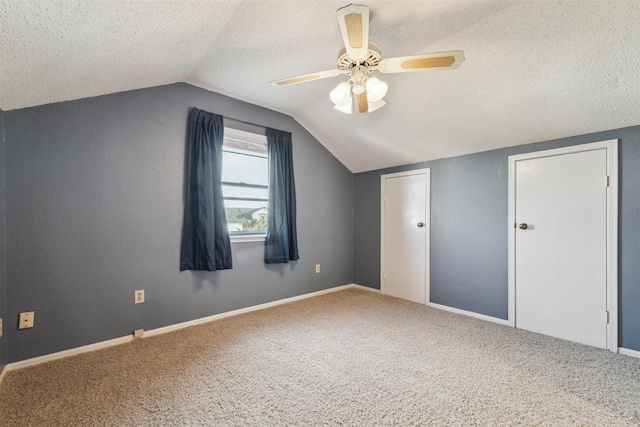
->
left=2, top=0, right=640, bottom=173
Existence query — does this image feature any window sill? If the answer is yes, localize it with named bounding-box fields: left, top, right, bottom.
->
left=230, top=234, right=266, bottom=243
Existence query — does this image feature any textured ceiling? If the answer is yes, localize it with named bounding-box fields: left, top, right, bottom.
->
left=2, top=0, right=640, bottom=172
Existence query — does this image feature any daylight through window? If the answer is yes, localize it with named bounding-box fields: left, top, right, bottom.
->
left=222, top=128, right=268, bottom=236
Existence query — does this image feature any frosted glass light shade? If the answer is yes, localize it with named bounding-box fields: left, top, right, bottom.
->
left=334, top=103, right=352, bottom=114
left=365, top=77, right=388, bottom=102
left=368, top=99, right=386, bottom=112
left=330, top=82, right=352, bottom=106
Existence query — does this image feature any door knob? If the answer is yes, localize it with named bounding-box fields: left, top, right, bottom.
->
left=417, top=222, right=425, bottom=228
left=519, top=223, right=528, bottom=230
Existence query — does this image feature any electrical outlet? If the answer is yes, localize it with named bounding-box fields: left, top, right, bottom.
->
left=315, top=264, right=321, bottom=273
left=134, top=290, right=145, bottom=304
left=19, top=311, right=35, bottom=329
left=133, top=328, right=144, bottom=338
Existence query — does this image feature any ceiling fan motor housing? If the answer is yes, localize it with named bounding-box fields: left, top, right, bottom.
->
left=337, top=42, right=382, bottom=71
left=349, top=65, right=368, bottom=92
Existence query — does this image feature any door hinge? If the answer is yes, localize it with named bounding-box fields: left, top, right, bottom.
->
left=606, top=176, right=610, bottom=187
left=605, top=310, right=610, bottom=324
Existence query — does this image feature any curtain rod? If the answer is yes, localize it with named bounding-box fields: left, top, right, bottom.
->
left=224, top=116, right=269, bottom=131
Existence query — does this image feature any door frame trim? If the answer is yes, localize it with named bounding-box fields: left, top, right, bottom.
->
left=507, top=140, right=618, bottom=352
left=380, top=168, right=431, bottom=304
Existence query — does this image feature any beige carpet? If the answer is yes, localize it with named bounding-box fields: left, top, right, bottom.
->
left=1, top=288, right=639, bottom=426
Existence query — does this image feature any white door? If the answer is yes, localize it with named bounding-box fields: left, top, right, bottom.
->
left=381, top=169, right=430, bottom=304
left=514, top=147, right=610, bottom=349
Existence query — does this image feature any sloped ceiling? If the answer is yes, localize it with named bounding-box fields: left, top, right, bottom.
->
left=1, top=0, right=640, bottom=172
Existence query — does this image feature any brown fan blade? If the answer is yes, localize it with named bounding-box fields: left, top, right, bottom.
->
left=270, top=69, right=341, bottom=86
left=378, top=50, right=465, bottom=74
left=337, top=4, right=369, bottom=61
left=353, top=90, right=368, bottom=114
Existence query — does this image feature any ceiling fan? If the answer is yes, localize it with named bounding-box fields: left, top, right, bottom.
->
left=270, top=4, right=465, bottom=114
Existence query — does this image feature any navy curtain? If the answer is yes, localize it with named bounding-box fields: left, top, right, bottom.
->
left=180, top=108, right=232, bottom=271
left=265, top=128, right=299, bottom=263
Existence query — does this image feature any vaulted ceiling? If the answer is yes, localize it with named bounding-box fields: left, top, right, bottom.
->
left=2, top=1, right=639, bottom=172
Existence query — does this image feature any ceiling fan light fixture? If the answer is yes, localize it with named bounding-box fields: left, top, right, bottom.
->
left=365, top=77, right=388, bottom=102
left=331, top=77, right=388, bottom=114
left=330, top=81, right=352, bottom=106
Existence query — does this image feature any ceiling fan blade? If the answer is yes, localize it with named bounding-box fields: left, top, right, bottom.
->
left=270, top=69, right=341, bottom=86
left=378, top=50, right=465, bottom=73
left=337, top=4, right=369, bottom=61
left=354, top=90, right=368, bottom=114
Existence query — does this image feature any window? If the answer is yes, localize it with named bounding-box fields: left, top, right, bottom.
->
left=222, top=127, right=268, bottom=242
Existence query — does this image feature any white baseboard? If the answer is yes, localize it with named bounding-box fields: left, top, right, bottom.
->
left=0, top=365, right=7, bottom=385
left=1, top=283, right=367, bottom=380
left=145, top=283, right=366, bottom=338
left=350, top=284, right=380, bottom=293
left=618, top=347, right=640, bottom=359
left=427, top=301, right=511, bottom=326
left=5, top=335, right=135, bottom=373
left=4, top=283, right=627, bottom=388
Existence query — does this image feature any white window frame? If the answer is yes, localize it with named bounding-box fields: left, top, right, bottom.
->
left=222, top=127, right=268, bottom=243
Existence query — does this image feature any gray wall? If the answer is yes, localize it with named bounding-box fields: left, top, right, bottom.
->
left=4, top=81, right=640, bottom=362
left=0, top=109, right=7, bottom=371
left=354, top=128, right=640, bottom=352
left=4, top=83, right=354, bottom=362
